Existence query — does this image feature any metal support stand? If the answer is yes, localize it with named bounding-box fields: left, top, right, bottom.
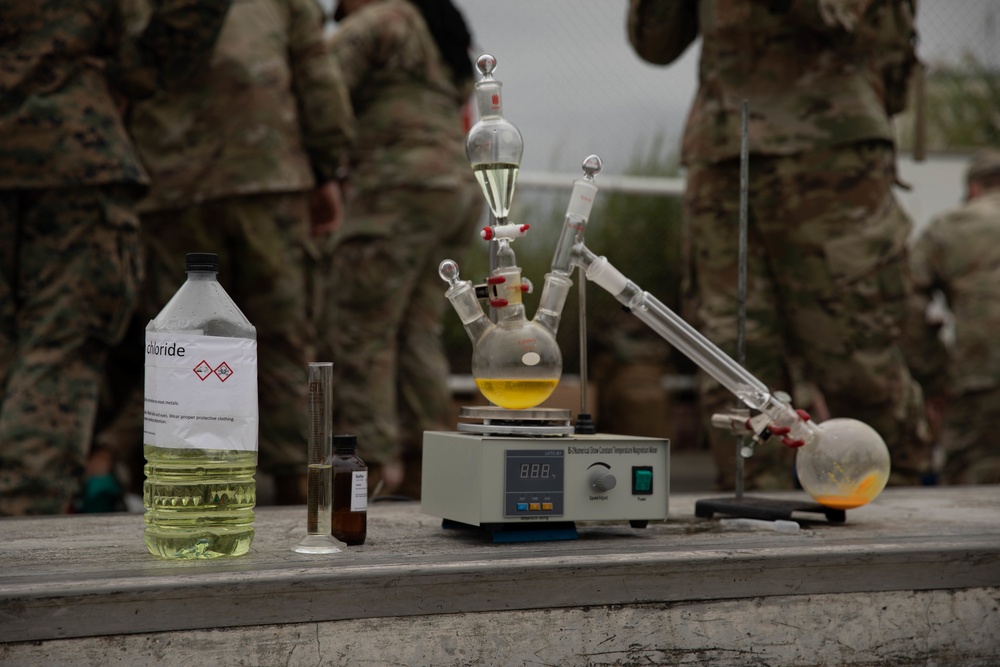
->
left=695, top=101, right=846, bottom=524
left=575, top=269, right=596, bottom=434
left=488, top=209, right=499, bottom=323
left=694, top=497, right=845, bottom=523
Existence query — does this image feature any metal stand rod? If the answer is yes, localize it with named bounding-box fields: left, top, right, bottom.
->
left=574, top=270, right=595, bottom=433
left=487, top=211, right=499, bottom=323
left=578, top=276, right=588, bottom=414
left=735, top=100, right=750, bottom=500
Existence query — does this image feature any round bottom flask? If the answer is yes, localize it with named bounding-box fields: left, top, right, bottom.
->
left=472, top=319, right=561, bottom=410
left=796, top=418, right=891, bottom=510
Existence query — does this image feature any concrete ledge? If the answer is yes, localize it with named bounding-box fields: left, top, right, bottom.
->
left=3, top=588, right=997, bottom=666
left=1, top=487, right=998, bottom=664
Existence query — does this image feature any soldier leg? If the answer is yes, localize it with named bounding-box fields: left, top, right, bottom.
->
left=94, top=204, right=230, bottom=504
left=0, top=186, right=140, bottom=515
left=684, top=161, right=797, bottom=491
left=395, top=185, right=482, bottom=499
left=143, top=196, right=314, bottom=503
left=0, top=193, right=16, bottom=409
left=92, top=313, right=147, bottom=496
left=320, top=196, right=417, bottom=493
left=758, top=143, right=932, bottom=486
left=224, top=194, right=313, bottom=501
left=940, top=386, right=1000, bottom=485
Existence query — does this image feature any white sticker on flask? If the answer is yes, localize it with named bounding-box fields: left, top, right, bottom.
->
left=144, top=332, right=258, bottom=451
left=352, top=471, right=368, bottom=512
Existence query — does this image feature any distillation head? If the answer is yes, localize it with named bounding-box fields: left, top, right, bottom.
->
left=550, top=154, right=604, bottom=276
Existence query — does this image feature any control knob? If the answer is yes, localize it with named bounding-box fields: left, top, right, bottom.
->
left=590, top=469, right=617, bottom=492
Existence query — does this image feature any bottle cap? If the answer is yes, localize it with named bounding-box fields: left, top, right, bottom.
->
left=186, top=252, right=219, bottom=272
left=334, top=434, right=357, bottom=454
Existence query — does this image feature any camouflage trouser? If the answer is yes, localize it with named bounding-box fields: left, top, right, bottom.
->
left=316, top=183, right=482, bottom=467
left=99, top=192, right=315, bottom=478
left=684, top=141, right=933, bottom=490
left=939, top=386, right=1000, bottom=484
left=0, top=185, right=141, bottom=515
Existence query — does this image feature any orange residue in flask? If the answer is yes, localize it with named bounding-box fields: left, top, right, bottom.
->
left=813, top=472, right=881, bottom=510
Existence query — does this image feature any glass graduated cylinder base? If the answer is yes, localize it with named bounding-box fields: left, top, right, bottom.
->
left=292, top=533, right=346, bottom=554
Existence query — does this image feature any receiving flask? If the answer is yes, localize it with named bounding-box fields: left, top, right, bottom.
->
left=143, top=252, right=258, bottom=559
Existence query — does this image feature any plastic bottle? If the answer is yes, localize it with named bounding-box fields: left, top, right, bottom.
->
left=331, top=434, right=367, bottom=545
left=143, top=252, right=258, bottom=559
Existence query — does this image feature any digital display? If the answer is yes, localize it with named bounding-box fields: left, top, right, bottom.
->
left=519, top=463, right=552, bottom=479
left=504, top=449, right=564, bottom=517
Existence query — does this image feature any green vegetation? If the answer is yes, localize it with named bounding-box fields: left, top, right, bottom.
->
left=896, top=55, right=1000, bottom=153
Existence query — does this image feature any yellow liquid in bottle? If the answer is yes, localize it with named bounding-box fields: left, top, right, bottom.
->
left=143, top=445, right=256, bottom=559
left=813, top=471, right=887, bottom=510
left=475, top=378, right=559, bottom=410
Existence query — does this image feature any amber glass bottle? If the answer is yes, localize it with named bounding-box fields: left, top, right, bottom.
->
left=331, top=434, right=367, bottom=545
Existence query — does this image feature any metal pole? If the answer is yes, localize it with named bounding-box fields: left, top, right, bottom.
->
left=574, top=273, right=595, bottom=433
left=735, top=100, right=750, bottom=500
left=578, top=278, right=588, bottom=414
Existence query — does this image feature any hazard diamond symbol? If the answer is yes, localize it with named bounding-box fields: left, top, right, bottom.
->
left=214, top=362, right=234, bottom=382
left=193, top=360, right=213, bottom=381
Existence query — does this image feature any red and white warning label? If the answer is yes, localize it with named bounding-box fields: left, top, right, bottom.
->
left=144, top=332, right=258, bottom=452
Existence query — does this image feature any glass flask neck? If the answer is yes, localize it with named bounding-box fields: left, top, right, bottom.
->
left=474, top=77, right=504, bottom=120
left=496, top=302, right=527, bottom=325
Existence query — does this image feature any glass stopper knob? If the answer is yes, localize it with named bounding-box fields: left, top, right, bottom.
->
left=439, top=259, right=461, bottom=285
left=582, top=155, right=603, bottom=179
left=477, top=53, right=497, bottom=78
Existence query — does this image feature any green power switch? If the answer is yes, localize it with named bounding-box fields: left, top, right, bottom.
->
left=633, top=467, right=653, bottom=495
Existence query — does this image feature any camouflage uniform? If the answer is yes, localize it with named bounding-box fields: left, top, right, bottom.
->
left=909, top=151, right=1000, bottom=484
left=319, top=0, right=481, bottom=486
left=103, top=0, right=355, bottom=493
left=628, top=0, right=931, bottom=489
left=0, top=0, right=232, bottom=515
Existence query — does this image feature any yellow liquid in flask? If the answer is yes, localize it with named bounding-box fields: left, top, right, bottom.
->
left=475, top=378, right=559, bottom=410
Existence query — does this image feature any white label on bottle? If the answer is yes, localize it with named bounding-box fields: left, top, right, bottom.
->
left=351, top=471, right=368, bottom=512
left=144, top=332, right=258, bottom=451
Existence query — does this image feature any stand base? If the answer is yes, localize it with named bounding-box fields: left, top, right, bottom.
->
left=292, top=534, right=347, bottom=554
left=443, top=519, right=578, bottom=543
left=695, top=496, right=846, bottom=524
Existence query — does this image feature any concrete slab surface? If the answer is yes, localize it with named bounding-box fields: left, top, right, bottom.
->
left=1, top=486, right=998, bottom=665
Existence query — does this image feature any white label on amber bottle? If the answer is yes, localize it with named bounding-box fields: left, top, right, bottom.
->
left=144, top=332, right=258, bottom=451
left=351, top=471, right=368, bottom=512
